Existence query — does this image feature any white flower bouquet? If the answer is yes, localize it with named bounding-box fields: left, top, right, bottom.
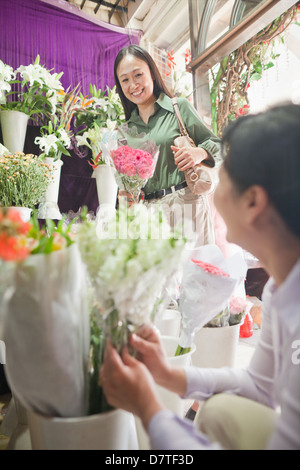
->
left=77, top=202, right=187, bottom=414
left=0, top=55, right=64, bottom=121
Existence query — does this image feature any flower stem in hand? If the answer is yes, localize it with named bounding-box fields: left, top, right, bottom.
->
left=175, top=345, right=191, bottom=356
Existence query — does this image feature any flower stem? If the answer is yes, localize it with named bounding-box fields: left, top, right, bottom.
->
left=175, top=345, right=191, bottom=356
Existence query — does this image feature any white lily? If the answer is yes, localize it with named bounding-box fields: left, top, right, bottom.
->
left=57, top=128, right=71, bottom=147
left=0, top=79, right=11, bottom=100
left=16, top=63, right=46, bottom=88
left=35, top=134, right=59, bottom=154
left=0, top=60, right=15, bottom=82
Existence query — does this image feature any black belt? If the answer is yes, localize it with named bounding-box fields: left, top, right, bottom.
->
left=144, top=181, right=187, bottom=200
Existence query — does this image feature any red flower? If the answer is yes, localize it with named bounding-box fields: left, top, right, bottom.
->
left=185, top=48, right=192, bottom=64
left=238, top=104, right=250, bottom=116
left=88, top=151, right=103, bottom=170
left=191, top=259, right=230, bottom=277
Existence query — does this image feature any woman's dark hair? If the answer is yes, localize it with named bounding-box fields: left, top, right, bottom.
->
left=114, top=45, right=173, bottom=120
left=222, top=103, right=300, bottom=237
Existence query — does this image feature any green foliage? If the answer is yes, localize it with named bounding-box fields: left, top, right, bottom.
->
left=209, top=5, right=298, bottom=136
left=0, top=153, right=53, bottom=208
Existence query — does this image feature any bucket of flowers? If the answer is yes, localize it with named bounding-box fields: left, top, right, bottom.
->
left=0, top=55, right=64, bottom=154
left=0, top=148, right=53, bottom=221
left=74, top=85, right=126, bottom=209
left=34, top=85, right=89, bottom=219
left=0, top=209, right=89, bottom=421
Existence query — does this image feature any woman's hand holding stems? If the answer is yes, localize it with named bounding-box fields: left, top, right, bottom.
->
left=100, top=324, right=187, bottom=429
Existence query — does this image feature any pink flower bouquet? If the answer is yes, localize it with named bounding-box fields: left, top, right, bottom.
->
left=177, top=245, right=248, bottom=353
left=110, top=128, right=159, bottom=203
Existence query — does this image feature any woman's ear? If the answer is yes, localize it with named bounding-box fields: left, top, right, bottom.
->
left=243, top=185, right=269, bottom=225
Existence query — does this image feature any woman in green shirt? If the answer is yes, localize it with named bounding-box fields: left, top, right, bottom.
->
left=114, top=45, right=222, bottom=246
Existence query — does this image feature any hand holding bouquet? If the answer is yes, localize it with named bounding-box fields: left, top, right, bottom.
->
left=77, top=202, right=186, bottom=414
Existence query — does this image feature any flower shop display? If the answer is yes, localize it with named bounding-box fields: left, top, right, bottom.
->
left=0, top=55, right=64, bottom=153
left=0, top=200, right=187, bottom=449
left=0, top=151, right=53, bottom=220
left=1, top=213, right=90, bottom=420
left=77, top=202, right=187, bottom=416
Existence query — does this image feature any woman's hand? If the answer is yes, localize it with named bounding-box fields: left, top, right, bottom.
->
left=129, top=324, right=171, bottom=385
left=171, top=145, right=209, bottom=171
left=130, top=324, right=187, bottom=396
left=100, top=339, right=164, bottom=428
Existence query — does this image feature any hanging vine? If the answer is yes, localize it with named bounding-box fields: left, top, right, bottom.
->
left=210, top=3, right=299, bottom=137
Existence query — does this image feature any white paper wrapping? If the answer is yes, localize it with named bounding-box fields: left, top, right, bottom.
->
left=2, top=244, right=90, bottom=418
left=179, top=245, right=248, bottom=348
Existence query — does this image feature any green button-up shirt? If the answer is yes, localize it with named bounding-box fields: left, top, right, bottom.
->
left=126, top=93, right=222, bottom=195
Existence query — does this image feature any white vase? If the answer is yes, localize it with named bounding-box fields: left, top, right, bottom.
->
left=135, top=335, right=195, bottom=450
left=27, top=408, right=138, bottom=450
left=0, top=110, right=29, bottom=154
left=192, top=323, right=241, bottom=369
left=38, top=157, right=63, bottom=220
left=7, top=206, right=32, bottom=222
left=93, top=164, right=118, bottom=208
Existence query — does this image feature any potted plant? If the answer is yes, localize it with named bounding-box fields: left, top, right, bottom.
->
left=34, top=86, right=86, bottom=219
left=0, top=149, right=53, bottom=221
left=0, top=55, right=64, bottom=153
left=192, top=295, right=249, bottom=369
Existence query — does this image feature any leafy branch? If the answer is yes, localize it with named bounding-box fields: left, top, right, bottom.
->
left=210, top=4, right=298, bottom=136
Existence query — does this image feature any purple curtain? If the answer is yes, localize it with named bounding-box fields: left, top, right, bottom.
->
left=0, top=0, right=142, bottom=214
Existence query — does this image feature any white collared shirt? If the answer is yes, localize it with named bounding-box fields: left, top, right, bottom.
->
left=148, top=259, right=300, bottom=450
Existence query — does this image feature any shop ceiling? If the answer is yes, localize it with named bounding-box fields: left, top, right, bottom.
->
left=63, top=0, right=297, bottom=116
left=63, top=1, right=297, bottom=56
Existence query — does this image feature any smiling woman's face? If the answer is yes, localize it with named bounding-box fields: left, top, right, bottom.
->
left=116, top=54, right=156, bottom=108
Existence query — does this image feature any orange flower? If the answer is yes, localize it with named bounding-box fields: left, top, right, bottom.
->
left=6, top=209, right=32, bottom=234
left=82, top=95, right=94, bottom=108
left=166, top=50, right=176, bottom=77
left=0, top=233, right=30, bottom=261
